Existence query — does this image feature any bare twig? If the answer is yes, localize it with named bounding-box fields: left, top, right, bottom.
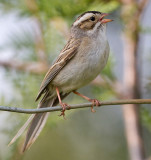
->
left=0, top=99, right=151, bottom=114
left=0, top=60, right=49, bottom=74
left=91, top=75, right=124, bottom=98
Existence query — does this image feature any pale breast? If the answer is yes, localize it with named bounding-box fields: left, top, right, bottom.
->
left=52, top=35, right=109, bottom=93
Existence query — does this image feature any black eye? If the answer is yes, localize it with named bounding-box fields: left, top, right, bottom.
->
left=90, top=16, right=95, bottom=21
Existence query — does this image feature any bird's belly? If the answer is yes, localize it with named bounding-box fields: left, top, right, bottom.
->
left=52, top=42, right=109, bottom=93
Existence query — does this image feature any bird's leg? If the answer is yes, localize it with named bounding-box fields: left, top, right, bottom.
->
left=56, top=87, right=69, bottom=118
left=73, top=91, right=101, bottom=112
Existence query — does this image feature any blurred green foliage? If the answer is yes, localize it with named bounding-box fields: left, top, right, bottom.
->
left=0, top=0, right=119, bottom=18
left=141, top=107, right=151, bottom=132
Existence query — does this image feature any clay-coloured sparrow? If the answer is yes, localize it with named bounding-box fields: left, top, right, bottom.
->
left=10, top=11, right=112, bottom=151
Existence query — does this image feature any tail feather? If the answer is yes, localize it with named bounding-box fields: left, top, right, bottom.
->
left=8, top=114, right=34, bottom=146
left=22, top=97, right=55, bottom=152
left=9, top=92, right=70, bottom=152
left=23, top=112, right=49, bottom=151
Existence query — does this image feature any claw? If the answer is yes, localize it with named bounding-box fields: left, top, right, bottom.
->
left=59, top=111, right=66, bottom=119
left=89, top=99, right=101, bottom=113
left=91, top=107, right=96, bottom=113
left=72, top=91, right=101, bottom=113
left=58, top=102, right=69, bottom=119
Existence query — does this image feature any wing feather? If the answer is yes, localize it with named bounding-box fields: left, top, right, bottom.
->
left=36, top=37, right=81, bottom=101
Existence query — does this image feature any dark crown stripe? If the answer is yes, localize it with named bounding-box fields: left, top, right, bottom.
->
left=77, top=11, right=102, bottom=20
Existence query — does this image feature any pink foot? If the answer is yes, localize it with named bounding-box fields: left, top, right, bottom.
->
left=89, top=99, right=101, bottom=113
left=59, top=102, right=70, bottom=119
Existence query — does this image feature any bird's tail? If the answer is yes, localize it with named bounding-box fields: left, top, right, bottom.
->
left=22, top=97, right=56, bottom=152
left=9, top=95, right=56, bottom=151
left=9, top=92, right=69, bottom=152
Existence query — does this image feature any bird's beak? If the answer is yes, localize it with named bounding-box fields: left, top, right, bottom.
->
left=100, top=13, right=113, bottom=23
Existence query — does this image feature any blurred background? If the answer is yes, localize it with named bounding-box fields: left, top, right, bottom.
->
left=0, top=0, right=151, bottom=160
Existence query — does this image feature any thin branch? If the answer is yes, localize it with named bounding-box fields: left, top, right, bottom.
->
left=0, top=99, right=151, bottom=114
left=0, top=60, right=49, bottom=74
left=91, top=75, right=124, bottom=98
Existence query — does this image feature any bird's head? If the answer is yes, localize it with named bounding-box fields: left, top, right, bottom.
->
left=71, top=11, right=112, bottom=37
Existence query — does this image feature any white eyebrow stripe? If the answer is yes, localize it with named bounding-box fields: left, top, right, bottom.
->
left=73, top=13, right=94, bottom=26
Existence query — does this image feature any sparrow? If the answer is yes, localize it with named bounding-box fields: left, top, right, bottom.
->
left=9, top=11, right=112, bottom=152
